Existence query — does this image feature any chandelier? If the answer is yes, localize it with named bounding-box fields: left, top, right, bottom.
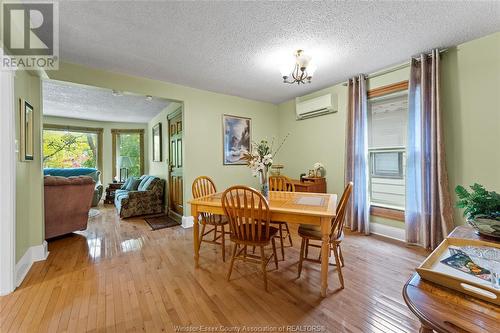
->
left=280, top=50, right=317, bottom=84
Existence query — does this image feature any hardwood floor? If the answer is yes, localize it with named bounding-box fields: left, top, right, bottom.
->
left=1, top=205, right=429, bottom=333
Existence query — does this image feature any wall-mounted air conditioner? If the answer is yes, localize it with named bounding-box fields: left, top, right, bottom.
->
left=295, top=93, right=337, bottom=120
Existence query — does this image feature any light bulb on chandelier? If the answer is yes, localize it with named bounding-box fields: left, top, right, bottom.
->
left=280, top=50, right=316, bottom=85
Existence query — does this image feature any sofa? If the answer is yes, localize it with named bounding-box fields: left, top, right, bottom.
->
left=44, top=176, right=95, bottom=239
left=43, top=168, right=103, bottom=207
left=115, top=175, right=165, bottom=218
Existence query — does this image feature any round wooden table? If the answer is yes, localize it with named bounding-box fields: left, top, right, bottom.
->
left=403, top=273, right=500, bottom=332
left=403, top=226, right=500, bottom=332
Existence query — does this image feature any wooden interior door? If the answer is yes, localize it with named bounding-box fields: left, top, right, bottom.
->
left=168, top=111, right=184, bottom=219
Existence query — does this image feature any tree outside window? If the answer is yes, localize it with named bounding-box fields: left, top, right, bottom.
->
left=43, top=129, right=100, bottom=169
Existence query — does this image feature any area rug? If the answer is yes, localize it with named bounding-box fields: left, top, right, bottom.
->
left=144, top=215, right=180, bottom=230
left=88, top=208, right=101, bottom=218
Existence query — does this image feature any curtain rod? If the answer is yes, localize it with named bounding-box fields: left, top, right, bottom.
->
left=341, top=48, right=448, bottom=86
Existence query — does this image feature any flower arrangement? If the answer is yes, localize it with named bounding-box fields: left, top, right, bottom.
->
left=313, top=162, right=325, bottom=177
left=242, top=134, right=289, bottom=198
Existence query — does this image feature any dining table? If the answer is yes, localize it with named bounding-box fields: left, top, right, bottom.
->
left=189, top=190, right=338, bottom=297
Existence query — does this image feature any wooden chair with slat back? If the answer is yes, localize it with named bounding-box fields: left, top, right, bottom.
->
left=192, top=176, right=229, bottom=261
left=222, top=186, right=279, bottom=291
left=269, top=175, right=294, bottom=260
left=297, top=182, right=353, bottom=289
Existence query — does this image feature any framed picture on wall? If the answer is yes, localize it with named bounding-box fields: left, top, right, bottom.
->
left=20, top=99, right=34, bottom=161
left=152, top=122, right=162, bottom=162
left=222, top=114, right=251, bottom=165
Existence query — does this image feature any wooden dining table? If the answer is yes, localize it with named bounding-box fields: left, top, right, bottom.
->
left=189, top=190, right=338, bottom=297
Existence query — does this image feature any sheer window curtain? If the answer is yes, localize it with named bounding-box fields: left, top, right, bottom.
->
left=345, top=75, right=370, bottom=235
left=406, top=49, right=454, bottom=249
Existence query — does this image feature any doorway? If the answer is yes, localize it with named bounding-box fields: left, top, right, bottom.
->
left=167, top=108, right=184, bottom=221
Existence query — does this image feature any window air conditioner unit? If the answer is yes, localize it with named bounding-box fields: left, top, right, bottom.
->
left=295, top=93, right=337, bottom=120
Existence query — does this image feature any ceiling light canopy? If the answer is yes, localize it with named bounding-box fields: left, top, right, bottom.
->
left=280, top=50, right=316, bottom=85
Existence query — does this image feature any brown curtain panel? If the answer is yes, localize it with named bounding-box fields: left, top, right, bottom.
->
left=405, top=49, right=454, bottom=249
left=345, top=74, right=370, bottom=235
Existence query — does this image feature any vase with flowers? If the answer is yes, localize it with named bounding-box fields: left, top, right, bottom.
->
left=243, top=134, right=289, bottom=200
left=313, top=162, right=325, bottom=177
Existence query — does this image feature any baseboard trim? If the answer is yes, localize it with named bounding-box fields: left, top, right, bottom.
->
left=15, top=241, right=49, bottom=287
left=370, top=223, right=405, bottom=242
left=181, top=216, right=194, bottom=229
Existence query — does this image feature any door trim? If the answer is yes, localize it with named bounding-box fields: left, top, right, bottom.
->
left=0, top=68, right=16, bottom=295
left=166, top=107, right=183, bottom=221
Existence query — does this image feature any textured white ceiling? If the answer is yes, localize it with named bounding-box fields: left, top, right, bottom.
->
left=57, top=1, right=500, bottom=104
left=43, top=80, right=170, bottom=123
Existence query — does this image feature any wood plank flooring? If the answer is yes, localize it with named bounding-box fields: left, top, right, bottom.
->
left=1, top=205, right=429, bottom=332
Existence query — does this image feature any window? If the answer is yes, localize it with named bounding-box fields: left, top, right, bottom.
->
left=112, top=129, right=144, bottom=181
left=370, top=150, right=404, bottom=179
left=43, top=125, right=103, bottom=170
left=367, top=81, right=408, bottom=214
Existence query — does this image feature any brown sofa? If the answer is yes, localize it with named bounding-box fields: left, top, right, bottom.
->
left=44, top=176, right=95, bottom=239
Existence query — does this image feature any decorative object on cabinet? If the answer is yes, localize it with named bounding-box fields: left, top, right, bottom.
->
left=313, top=162, right=325, bottom=177
left=270, top=164, right=284, bottom=176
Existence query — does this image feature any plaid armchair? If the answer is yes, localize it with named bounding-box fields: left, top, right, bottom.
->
left=115, top=175, right=165, bottom=218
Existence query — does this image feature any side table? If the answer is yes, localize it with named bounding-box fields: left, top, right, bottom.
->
left=104, top=182, right=124, bottom=204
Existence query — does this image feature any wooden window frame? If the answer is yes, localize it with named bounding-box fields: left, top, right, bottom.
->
left=368, top=80, right=409, bottom=221
left=368, top=80, right=408, bottom=98
left=370, top=206, right=405, bottom=222
left=111, top=129, right=145, bottom=179
left=43, top=124, right=104, bottom=174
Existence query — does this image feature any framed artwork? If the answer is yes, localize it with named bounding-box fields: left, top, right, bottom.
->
left=20, top=99, right=34, bottom=161
left=223, top=114, right=251, bottom=165
left=152, top=123, right=162, bottom=162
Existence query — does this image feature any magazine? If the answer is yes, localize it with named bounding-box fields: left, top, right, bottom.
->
left=440, top=247, right=490, bottom=281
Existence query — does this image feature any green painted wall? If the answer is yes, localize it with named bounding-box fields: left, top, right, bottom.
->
left=14, top=70, right=44, bottom=262
left=277, top=67, right=409, bottom=230
left=42, top=116, right=149, bottom=186
left=441, top=32, right=500, bottom=225
left=47, top=62, right=279, bottom=214
left=277, top=31, right=500, bottom=229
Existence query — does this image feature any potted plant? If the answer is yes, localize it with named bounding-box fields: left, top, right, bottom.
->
left=456, top=183, right=500, bottom=239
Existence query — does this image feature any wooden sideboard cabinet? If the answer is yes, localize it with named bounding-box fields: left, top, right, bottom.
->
left=290, top=177, right=326, bottom=193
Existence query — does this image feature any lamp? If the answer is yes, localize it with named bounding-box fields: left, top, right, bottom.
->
left=280, top=49, right=316, bottom=85
left=119, top=156, right=132, bottom=182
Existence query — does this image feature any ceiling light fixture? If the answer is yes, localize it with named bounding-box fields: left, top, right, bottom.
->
left=280, top=49, right=316, bottom=84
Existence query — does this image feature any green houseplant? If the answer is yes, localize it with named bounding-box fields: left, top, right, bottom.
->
left=456, top=183, right=500, bottom=238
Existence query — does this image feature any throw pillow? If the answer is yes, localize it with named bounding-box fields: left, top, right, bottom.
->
left=125, top=177, right=138, bottom=191
left=121, top=177, right=133, bottom=190
left=130, top=178, right=142, bottom=191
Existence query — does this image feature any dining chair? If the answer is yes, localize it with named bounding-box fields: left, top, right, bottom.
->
left=297, top=182, right=353, bottom=289
left=222, top=186, right=279, bottom=291
left=269, top=175, right=294, bottom=260
left=192, top=176, right=229, bottom=261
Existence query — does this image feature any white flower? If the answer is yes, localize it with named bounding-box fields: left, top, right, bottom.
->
left=262, top=154, right=273, bottom=165
left=313, top=162, right=324, bottom=170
